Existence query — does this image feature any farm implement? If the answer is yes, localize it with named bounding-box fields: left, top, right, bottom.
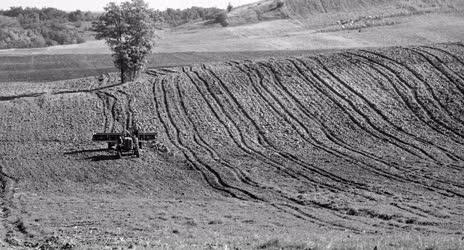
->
left=92, top=131, right=157, bottom=158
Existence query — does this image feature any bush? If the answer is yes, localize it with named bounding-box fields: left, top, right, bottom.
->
left=214, top=12, right=229, bottom=27
left=0, top=7, right=89, bottom=49
left=227, top=3, right=233, bottom=12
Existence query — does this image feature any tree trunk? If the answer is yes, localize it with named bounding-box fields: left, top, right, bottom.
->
left=120, top=67, right=125, bottom=83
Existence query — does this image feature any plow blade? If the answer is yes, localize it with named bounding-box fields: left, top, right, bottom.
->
left=138, top=133, right=157, bottom=141
left=92, top=133, right=157, bottom=142
left=92, top=133, right=120, bottom=142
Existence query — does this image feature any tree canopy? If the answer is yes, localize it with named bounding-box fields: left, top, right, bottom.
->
left=92, top=0, right=156, bottom=83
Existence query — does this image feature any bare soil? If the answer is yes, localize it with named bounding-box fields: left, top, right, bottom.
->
left=0, top=43, right=463, bottom=248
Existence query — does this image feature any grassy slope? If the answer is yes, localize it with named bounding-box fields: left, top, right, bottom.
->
left=227, top=0, right=464, bottom=25
left=0, top=43, right=463, bottom=248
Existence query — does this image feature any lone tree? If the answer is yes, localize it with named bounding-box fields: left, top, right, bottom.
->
left=227, top=3, right=233, bottom=12
left=92, top=0, right=156, bottom=83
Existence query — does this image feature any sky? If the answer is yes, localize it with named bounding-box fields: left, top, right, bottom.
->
left=0, top=0, right=258, bottom=11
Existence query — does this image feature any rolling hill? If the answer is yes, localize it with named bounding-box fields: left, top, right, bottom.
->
left=227, top=0, right=464, bottom=26
left=0, top=43, right=463, bottom=248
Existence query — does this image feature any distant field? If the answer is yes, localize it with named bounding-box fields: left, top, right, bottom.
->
left=0, top=10, right=463, bottom=83
left=0, top=50, right=342, bottom=82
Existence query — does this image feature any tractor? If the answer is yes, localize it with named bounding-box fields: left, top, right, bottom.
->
left=92, top=130, right=157, bottom=158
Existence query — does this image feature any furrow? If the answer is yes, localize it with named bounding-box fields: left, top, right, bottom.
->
left=289, top=58, right=464, bottom=197
left=221, top=62, right=403, bottom=228
left=161, top=76, right=263, bottom=201
left=183, top=68, right=322, bottom=187
left=338, top=54, right=464, bottom=163
left=292, top=58, right=424, bottom=160
left=95, top=92, right=110, bottom=133
left=199, top=65, right=366, bottom=194
left=181, top=68, right=386, bottom=228
left=312, top=56, right=444, bottom=162
left=116, top=90, right=133, bottom=130
left=288, top=58, right=420, bottom=182
left=199, top=65, right=274, bottom=149
left=180, top=77, right=378, bottom=228
left=177, top=69, right=384, bottom=226
left=152, top=77, right=243, bottom=199
left=263, top=59, right=464, bottom=188
left=0, top=163, right=35, bottom=247
left=412, top=47, right=464, bottom=95
left=266, top=59, right=442, bottom=166
left=360, top=49, right=464, bottom=134
left=422, top=45, right=464, bottom=71
left=307, top=57, right=434, bottom=161
left=348, top=51, right=464, bottom=145
left=236, top=62, right=382, bottom=193
left=175, top=79, right=264, bottom=189
left=180, top=70, right=380, bottom=229
left=97, top=91, right=117, bottom=132
left=168, top=75, right=265, bottom=200
left=116, top=90, right=137, bottom=130
left=270, top=59, right=459, bottom=166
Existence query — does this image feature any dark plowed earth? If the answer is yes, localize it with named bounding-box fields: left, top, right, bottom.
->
left=0, top=43, right=463, bottom=247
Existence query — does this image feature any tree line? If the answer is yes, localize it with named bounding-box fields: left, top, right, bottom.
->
left=0, top=7, right=98, bottom=49
left=151, top=7, right=223, bottom=27
left=0, top=5, right=227, bottom=49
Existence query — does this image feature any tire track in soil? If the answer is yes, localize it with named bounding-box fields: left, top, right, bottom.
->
left=288, top=58, right=464, bottom=198
left=422, top=45, right=464, bottom=74
left=142, top=45, right=464, bottom=230
left=306, top=57, right=464, bottom=189
left=153, top=76, right=261, bottom=201
left=411, top=47, right=464, bottom=95
left=166, top=74, right=264, bottom=200
left=182, top=68, right=326, bottom=190
left=256, top=59, right=463, bottom=193
left=264, top=59, right=444, bottom=170
left=183, top=67, right=344, bottom=197
left=95, top=92, right=111, bottom=133
left=174, top=74, right=368, bottom=231
left=0, top=163, right=36, bottom=247
left=199, top=65, right=405, bottom=231
left=311, top=56, right=442, bottom=162
left=338, top=54, right=464, bottom=164
left=346, top=51, right=464, bottom=146
left=359, top=49, right=464, bottom=136
left=174, top=77, right=262, bottom=190
left=0, top=92, right=46, bottom=102
left=181, top=68, right=372, bottom=230
left=116, top=90, right=137, bottom=130
left=95, top=91, right=118, bottom=132
left=261, top=60, right=426, bottom=166
left=209, top=63, right=438, bottom=230
left=195, top=65, right=359, bottom=194
left=231, top=61, right=384, bottom=196
left=202, top=64, right=359, bottom=188
left=298, top=57, right=433, bottom=162
left=288, top=58, right=426, bottom=182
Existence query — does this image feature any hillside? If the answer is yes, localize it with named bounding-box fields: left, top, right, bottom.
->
left=226, top=0, right=464, bottom=26
left=0, top=43, right=463, bottom=248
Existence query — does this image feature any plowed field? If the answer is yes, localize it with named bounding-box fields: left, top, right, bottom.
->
left=0, top=43, right=463, bottom=248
